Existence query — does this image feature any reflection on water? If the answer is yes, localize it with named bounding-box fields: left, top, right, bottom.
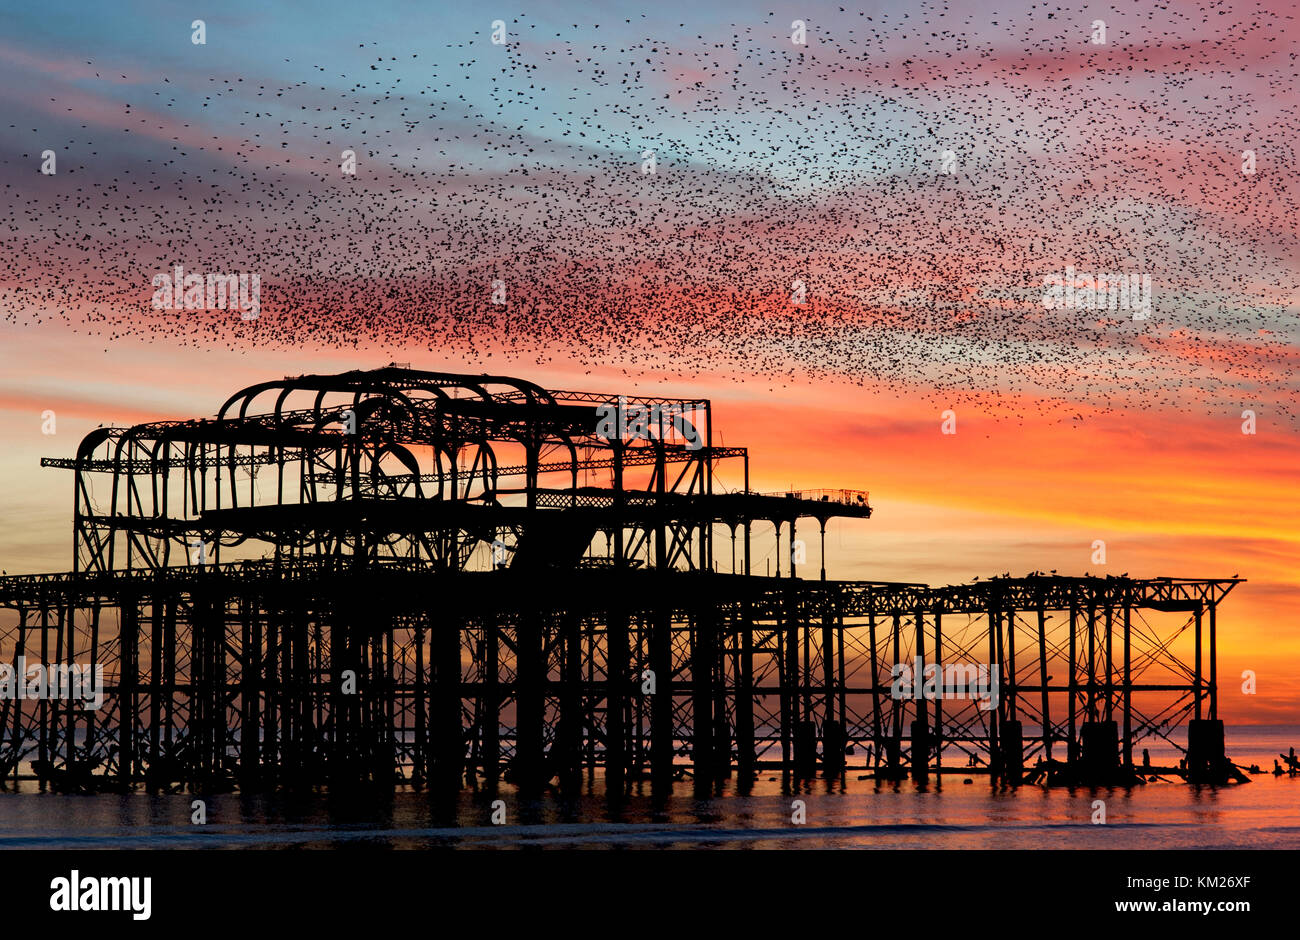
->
left=2, top=726, right=1298, bottom=849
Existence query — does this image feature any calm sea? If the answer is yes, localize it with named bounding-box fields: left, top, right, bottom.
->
left=1, top=725, right=1297, bottom=849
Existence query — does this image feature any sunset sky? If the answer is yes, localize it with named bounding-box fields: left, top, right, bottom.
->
left=0, top=0, right=1295, bottom=723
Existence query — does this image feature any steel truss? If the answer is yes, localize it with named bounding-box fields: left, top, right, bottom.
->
left=0, top=368, right=1241, bottom=791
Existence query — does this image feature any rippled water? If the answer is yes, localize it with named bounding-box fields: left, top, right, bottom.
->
left=2, top=726, right=1297, bottom=849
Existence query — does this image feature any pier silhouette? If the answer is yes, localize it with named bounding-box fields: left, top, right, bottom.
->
left=0, top=367, right=1244, bottom=793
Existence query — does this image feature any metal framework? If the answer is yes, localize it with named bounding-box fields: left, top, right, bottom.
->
left=0, top=366, right=1242, bottom=792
